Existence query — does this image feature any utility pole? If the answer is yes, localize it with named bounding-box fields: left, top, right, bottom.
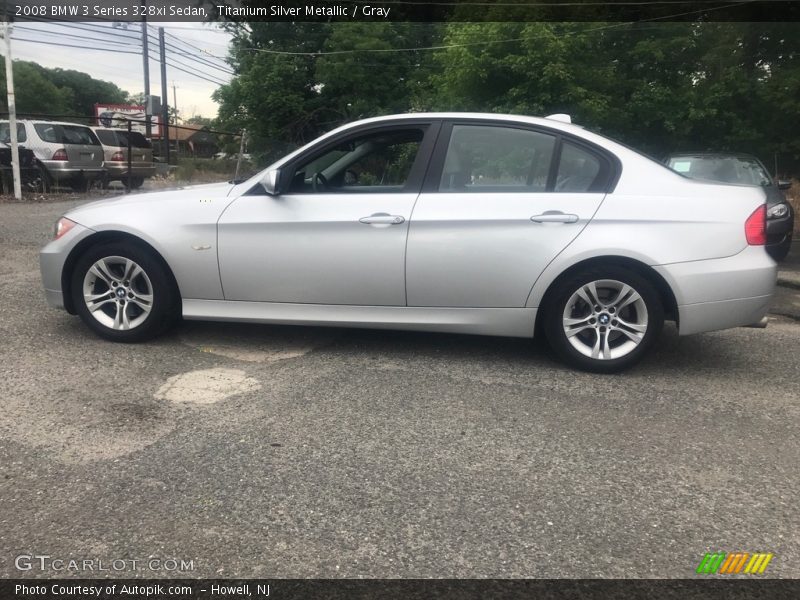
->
left=172, top=83, right=178, bottom=124
left=2, top=20, right=21, bottom=200
left=234, top=130, right=246, bottom=181
left=158, top=27, right=170, bottom=165
left=140, top=1, right=151, bottom=138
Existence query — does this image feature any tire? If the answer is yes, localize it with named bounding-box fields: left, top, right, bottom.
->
left=543, top=266, right=664, bottom=373
left=69, top=176, right=88, bottom=193
left=24, top=163, right=51, bottom=193
left=71, top=242, right=180, bottom=342
left=128, top=176, right=145, bottom=189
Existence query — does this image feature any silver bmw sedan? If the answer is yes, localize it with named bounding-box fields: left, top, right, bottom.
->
left=40, top=113, right=777, bottom=372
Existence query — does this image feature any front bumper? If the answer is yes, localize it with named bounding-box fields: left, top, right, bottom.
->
left=43, top=288, right=65, bottom=309
left=653, top=245, right=777, bottom=336
left=39, top=222, right=95, bottom=312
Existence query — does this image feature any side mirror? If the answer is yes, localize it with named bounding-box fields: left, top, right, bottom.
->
left=778, top=180, right=792, bottom=191
left=261, top=169, right=282, bottom=195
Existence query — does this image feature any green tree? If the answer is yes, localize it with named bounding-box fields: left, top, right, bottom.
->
left=0, top=61, right=72, bottom=116
left=0, top=60, right=128, bottom=120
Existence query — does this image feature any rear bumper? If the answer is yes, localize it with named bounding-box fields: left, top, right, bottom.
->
left=104, top=164, right=156, bottom=179
left=676, top=295, right=772, bottom=336
left=766, top=212, right=794, bottom=247
left=653, top=246, right=777, bottom=335
left=42, top=162, right=106, bottom=179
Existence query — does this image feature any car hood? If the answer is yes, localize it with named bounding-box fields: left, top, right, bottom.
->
left=65, top=181, right=236, bottom=225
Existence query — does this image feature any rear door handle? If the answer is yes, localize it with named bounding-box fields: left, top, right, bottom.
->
left=531, top=212, right=579, bottom=223
left=359, top=214, right=405, bottom=225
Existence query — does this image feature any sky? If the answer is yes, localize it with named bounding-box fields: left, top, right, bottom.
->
left=6, top=21, right=234, bottom=119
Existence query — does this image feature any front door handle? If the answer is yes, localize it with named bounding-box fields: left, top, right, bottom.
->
left=531, top=212, right=579, bottom=223
left=359, top=213, right=405, bottom=225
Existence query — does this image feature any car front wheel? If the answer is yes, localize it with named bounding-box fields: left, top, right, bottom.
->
left=543, top=267, right=664, bottom=373
left=71, top=242, right=179, bottom=342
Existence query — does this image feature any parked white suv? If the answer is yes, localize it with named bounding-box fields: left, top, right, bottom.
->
left=0, top=120, right=105, bottom=191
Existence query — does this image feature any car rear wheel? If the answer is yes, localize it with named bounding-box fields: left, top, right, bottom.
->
left=25, top=163, right=51, bottom=193
left=543, top=267, right=664, bottom=373
left=71, top=242, right=179, bottom=342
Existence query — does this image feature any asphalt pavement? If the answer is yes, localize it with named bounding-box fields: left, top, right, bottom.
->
left=1, top=198, right=798, bottom=579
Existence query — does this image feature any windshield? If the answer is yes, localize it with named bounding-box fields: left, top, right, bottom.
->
left=667, top=155, right=772, bottom=186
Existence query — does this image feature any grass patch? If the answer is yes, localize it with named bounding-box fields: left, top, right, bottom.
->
left=173, top=157, right=259, bottom=184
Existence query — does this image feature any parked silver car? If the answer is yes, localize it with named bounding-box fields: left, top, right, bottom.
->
left=40, top=113, right=777, bottom=372
left=91, top=127, right=156, bottom=189
left=0, top=119, right=105, bottom=191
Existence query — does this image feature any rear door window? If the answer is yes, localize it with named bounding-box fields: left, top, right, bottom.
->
left=439, top=125, right=556, bottom=192
left=0, top=123, right=27, bottom=143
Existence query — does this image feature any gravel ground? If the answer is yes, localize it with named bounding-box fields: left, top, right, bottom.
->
left=1, top=198, right=798, bottom=579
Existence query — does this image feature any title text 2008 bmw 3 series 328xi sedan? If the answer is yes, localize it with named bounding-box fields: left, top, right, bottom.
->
left=40, top=113, right=778, bottom=372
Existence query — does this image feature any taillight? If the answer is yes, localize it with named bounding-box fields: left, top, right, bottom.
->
left=745, top=204, right=767, bottom=245
left=110, top=151, right=125, bottom=161
left=51, top=149, right=68, bottom=161
left=54, top=217, right=76, bottom=240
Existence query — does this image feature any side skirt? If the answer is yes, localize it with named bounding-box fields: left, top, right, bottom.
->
left=182, top=299, right=537, bottom=338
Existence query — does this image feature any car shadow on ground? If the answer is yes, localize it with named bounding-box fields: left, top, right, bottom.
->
left=151, top=318, right=752, bottom=376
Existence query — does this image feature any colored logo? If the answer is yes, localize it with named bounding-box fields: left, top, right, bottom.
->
left=696, top=552, right=774, bottom=575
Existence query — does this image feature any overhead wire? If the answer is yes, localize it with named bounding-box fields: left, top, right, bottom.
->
left=232, top=0, right=755, bottom=56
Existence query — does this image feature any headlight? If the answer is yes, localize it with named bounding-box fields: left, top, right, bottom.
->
left=53, top=217, right=77, bottom=240
left=766, top=203, right=789, bottom=219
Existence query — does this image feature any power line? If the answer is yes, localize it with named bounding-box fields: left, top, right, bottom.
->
left=149, top=34, right=234, bottom=75
left=166, top=53, right=231, bottom=82
left=10, top=36, right=141, bottom=54
left=22, top=18, right=143, bottom=41
left=165, top=60, right=228, bottom=86
left=162, top=31, right=234, bottom=72
left=237, top=1, right=754, bottom=56
left=14, top=26, right=141, bottom=49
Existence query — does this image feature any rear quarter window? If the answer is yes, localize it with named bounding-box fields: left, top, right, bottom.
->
left=95, top=130, right=121, bottom=146
left=34, top=123, right=101, bottom=146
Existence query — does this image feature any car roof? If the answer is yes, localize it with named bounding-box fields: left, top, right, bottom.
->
left=91, top=126, right=134, bottom=132
left=348, top=112, right=588, bottom=134
left=666, top=152, right=762, bottom=160
left=0, top=119, right=94, bottom=128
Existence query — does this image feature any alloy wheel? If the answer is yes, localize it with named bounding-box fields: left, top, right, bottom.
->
left=561, top=279, right=649, bottom=361
left=82, top=256, right=154, bottom=331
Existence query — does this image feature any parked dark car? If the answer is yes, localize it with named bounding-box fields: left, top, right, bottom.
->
left=0, top=123, right=49, bottom=193
left=665, top=153, right=794, bottom=261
